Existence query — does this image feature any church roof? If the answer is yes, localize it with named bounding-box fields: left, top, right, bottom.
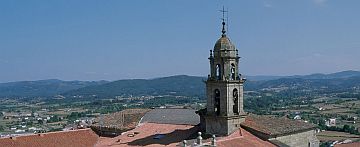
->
left=92, top=108, right=150, bottom=130
left=140, top=108, right=200, bottom=125
left=216, top=128, right=276, bottom=147
left=95, top=122, right=198, bottom=147
left=95, top=122, right=275, bottom=147
left=241, top=115, right=317, bottom=137
left=0, top=129, right=99, bottom=147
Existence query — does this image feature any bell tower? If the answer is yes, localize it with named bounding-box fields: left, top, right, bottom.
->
left=204, top=10, right=246, bottom=136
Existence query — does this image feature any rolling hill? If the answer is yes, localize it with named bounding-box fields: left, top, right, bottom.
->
left=0, top=70, right=359, bottom=98
left=62, top=75, right=206, bottom=98
left=0, top=79, right=108, bottom=97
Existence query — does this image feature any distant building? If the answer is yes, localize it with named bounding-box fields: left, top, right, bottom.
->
left=294, top=115, right=302, bottom=120
left=326, top=118, right=336, bottom=127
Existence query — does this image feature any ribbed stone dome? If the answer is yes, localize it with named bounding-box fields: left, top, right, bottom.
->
left=214, top=35, right=236, bottom=51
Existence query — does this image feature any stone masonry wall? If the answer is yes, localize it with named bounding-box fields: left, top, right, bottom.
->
left=270, top=130, right=319, bottom=147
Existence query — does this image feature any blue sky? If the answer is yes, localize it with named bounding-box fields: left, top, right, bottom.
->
left=0, top=0, right=359, bottom=82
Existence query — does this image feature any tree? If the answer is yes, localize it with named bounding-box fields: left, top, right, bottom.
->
left=343, top=125, right=350, bottom=132
left=349, top=126, right=356, bottom=134
left=318, top=119, right=326, bottom=130
left=48, top=115, right=61, bottom=123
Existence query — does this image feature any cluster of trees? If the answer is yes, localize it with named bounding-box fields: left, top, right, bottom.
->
left=49, top=128, right=63, bottom=132
left=326, top=125, right=360, bottom=135
left=66, top=112, right=88, bottom=121
left=244, top=92, right=313, bottom=115
left=337, top=93, right=360, bottom=99
left=0, top=125, right=4, bottom=131
left=47, top=115, right=62, bottom=123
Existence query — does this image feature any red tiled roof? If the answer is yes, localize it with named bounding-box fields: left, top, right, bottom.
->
left=95, top=122, right=198, bottom=147
left=93, top=109, right=150, bottom=130
left=241, top=115, right=316, bottom=136
left=0, top=129, right=99, bottom=147
left=216, top=128, right=276, bottom=147
left=96, top=122, right=275, bottom=147
left=334, top=142, right=360, bottom=147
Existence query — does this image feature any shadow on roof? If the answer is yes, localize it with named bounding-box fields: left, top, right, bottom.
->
left=127, top=125, right=199, bottom=146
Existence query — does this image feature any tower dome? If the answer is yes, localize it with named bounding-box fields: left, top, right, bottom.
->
left=212, top=21, right=238, bottom=58
left=214, top=35, right=236, bottom=51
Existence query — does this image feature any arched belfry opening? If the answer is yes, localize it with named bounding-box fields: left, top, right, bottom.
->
left=233, top=88, right=239, bottom=115
left=216, top=64, right=221, bottom=80
left=214, top=89, right=220, bottom=116
left=231, top=63, right=236, bottom=80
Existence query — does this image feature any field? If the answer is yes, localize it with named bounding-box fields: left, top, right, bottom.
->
left=316, top=131, right=360, bottom=142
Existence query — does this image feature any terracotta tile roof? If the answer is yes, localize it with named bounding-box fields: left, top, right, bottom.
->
left=93, top=109, right=150, bottom=130
left=0, top=129, right=99, bottom=147
left=334, top=142, right=360, bottom=147
left=140, top=109, right=200, bottom=125
left=96, top=122, right=276, bottom=147
left=241, top=115, right=316, bottom=137
left=216, top=128, right=276, bottom=147
left=95, top=122, right=198, bottom=147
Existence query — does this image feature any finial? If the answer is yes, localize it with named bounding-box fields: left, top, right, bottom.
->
left=222, top=21, right=226, bottom=35
left=212, top=135, right=216, bottom=146
left=220, top=6, right=228, bottom=36
left=183, top=140, right=187, bottom=147
left=197, top=132, right=203, bottom=145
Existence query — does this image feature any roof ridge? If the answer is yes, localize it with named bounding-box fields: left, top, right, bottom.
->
left=217, top=129, right=244, bottom=142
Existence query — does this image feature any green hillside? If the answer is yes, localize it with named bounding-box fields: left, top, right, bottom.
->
left=0, top=79, right=108, bottom=97
left=63, top=75, right=206, bottom=98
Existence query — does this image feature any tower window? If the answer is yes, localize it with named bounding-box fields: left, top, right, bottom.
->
left=231, top=63, right=236, bottom=80
left=216, top=64, right=221, bottom=80
left=233, top=88, right=239, bottom=115
left=214, top=89, right=220, bottom=116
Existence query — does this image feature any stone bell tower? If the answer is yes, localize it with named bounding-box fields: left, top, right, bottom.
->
left=204, top=18, right=246, bottom=136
